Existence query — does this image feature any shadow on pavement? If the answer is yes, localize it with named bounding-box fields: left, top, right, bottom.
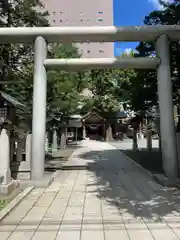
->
left=79, top=148, right=180, bottom=221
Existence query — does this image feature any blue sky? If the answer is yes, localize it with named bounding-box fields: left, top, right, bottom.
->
left=113, top=0, right=172, bottom=56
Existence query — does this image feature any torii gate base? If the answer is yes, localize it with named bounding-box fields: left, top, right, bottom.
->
left=0, top=26, right=178, bottom=185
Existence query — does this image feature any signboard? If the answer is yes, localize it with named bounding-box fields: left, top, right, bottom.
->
left=68, top=119, right=82, bottom=127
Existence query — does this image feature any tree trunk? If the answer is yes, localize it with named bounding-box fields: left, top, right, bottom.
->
left=60, top=127, right=67, bottom=149
left=105, top=124, right=113, bottom=141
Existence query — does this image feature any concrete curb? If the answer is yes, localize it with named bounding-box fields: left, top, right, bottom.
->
left=120, top=151, right=155, bottom=179
left=120, top=150, right=180, bottom=187
left=0, top=186, right=34, bottom=222
left=61, top=165, right=88, bottom=170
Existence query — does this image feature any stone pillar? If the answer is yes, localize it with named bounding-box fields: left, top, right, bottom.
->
left=31, top=36, right=47, bottom=180
left=75, top=127, right=78, bottom=142
left=138, top=132, right=144, bottom=140
left=0, top=129, right=11, bottom=185
left=132, top=128, right=138, bottom=151
left=82, top=125, right=86, bottom=140
left=10, top=140, right=15, bottom=163
left=52, top=128, right=58, bottom=155
left=156, top=34, right=178, bottom=181
left=18, top=134, right=32, bottom=180
left=19, top=134, right=31, bottom=171
left=45, top=132, right=49, bottom=153
left=25, top=134, right=32, bottom=169
left=146, top=130, right=152, bottom=151
left=16, top=140, right=23, bottom=162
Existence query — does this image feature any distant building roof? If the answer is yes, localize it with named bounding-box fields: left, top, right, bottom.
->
left=113, top=110, right=127, bottom=118
left=70, top=114, right=82, bottom=119
left=105, top=110, right=128, bottom=119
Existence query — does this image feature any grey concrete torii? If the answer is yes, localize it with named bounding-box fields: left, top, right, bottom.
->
left=0, top=25, right=178, bottom=182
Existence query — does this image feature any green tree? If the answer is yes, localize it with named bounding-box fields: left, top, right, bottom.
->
left=0, top=0, right=49, bottom=85
left=7, top=42, right=86, bottom=148
left=8, top=43, right=86, bottom=117
left=2, top=1, right=87, bottom=145
left=128, top=0, right=180, bottom=116
left=84, top=66, right=134, bottom=140
left=47, top=43, right=86, bottom=116
left=1, top=1, right=85, bottom=117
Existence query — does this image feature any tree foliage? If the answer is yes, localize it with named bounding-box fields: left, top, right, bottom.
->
left=0, top=0, right=49, bottom=83
left=80, top=65, right=135, bottom=115
left=0, top=1, right=87, bottom=124
left=129, top=0, right=180, bottom=111
left=46, top=43, right=86, bottom=118
left=0, top=0, right=140, bottom=131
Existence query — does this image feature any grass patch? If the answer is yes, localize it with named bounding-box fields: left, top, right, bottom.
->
left=0, top=188, right=21, bottom=211
left=0, top=199, right=9, bottom=211
left=122, top=149, right=163, bottom=174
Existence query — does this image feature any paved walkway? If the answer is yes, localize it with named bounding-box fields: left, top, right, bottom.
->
left=1, top=140, right=180, bottom=239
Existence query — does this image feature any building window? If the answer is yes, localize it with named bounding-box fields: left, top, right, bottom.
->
left=87, top=50, right=91, bottom=54
left=98, top=11, right=103, bottom=14
left=99, top=49, right=104, bottom=53
left=98, top=18, right=103, bottom=22
left=80, top=19, right=83, bottom=22
left=53, top=20, right=55, bottom=23
left=60, top=20, right=62, bottom=22
left=60, top=12, right=63, bottom=14
left=53, top=12, right=55, bottom=15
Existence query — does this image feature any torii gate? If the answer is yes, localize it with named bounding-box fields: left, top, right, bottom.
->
left=0, top=26, right=178, bottom=182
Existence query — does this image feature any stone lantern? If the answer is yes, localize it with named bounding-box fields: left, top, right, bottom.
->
left=0, top=92, right=27, bottom=195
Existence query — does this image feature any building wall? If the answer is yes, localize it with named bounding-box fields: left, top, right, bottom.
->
left=41, top=0, right=114, bottom=57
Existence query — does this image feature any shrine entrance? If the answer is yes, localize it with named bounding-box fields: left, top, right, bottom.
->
left=82, top=110, right=105, bottom=140
left=86, top=125, right=103, bottom=140
left=0, top=26, right=179, bottom=182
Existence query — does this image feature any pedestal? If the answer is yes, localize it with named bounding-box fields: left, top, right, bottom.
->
left=18, top=134, right=32, bottom=180
left=16, top=141, right=23, bottom=162
left=0, top=129, right=17, bottom=195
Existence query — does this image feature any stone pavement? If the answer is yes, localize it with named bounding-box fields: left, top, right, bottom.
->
left=1, top=140, right=180, bottom=239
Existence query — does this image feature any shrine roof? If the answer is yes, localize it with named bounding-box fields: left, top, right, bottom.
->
left=0, top=91, right=27, bottom=110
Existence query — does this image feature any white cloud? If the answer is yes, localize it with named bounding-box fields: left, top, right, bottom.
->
left=115, top=47, right=138, bottom=56
left=148, top=0, right=173, bottom=10
left=124, top=48, right=133, bottom=55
